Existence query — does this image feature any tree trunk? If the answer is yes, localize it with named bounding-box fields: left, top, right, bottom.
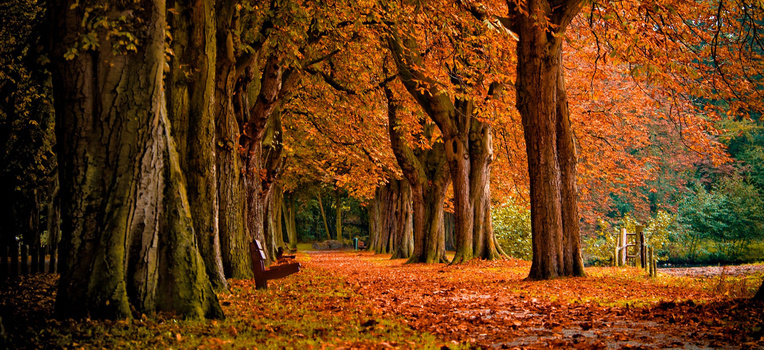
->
left=215, top=4, right=251, bottom=279
left=367, top=186, right=383, bottom=252
left=317, top=194, right=332, bottom=241
left=444, top=212, right=455, bottom=251
left=386, top=33, right=503, bottom=264
left=264, top=186, right=286, bottom=260
left=334, top=190, right=342, bottom=241
left=391, top=179, right=414, bottom=259
left=555, top=53, right=585, bottom=276
left=282, top=192, right=298, bottom=249
left=385, top=87, right=449, bottom=263
left=513, top=0, right=585, bottom=280
left=755, top=280, right=764, bottom=300
left=469, top=119, right=506, bottom=259
left=50, top=0, right=222, bottom=319
left=371, top=183, right=393, bottom=253
left=167, top=0, right=227, bottom=291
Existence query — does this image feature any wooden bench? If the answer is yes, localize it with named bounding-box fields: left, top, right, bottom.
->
left=249, top=240, right=300, bottom=289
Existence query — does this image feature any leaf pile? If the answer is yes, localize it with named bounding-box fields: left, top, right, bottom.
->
left=1, top=252, right=762, bottom=349
left=321, top=251, right=764, bottom=349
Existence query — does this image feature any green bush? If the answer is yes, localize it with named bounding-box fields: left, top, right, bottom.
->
left=492, top=203, right=532, bottom=260
left=583, top=211, right=677, bottom=266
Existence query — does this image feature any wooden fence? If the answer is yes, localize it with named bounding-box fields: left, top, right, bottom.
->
left=0, top=242, right=57, bottom=280
left=614, top=225, right=658, bottom=277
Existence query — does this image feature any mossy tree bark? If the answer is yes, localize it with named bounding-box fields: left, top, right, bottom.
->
left=167, top=0, right=227, bottom=291
left=386, top=31, right=504, bottom=264
left=509, top=0, right=586, bottom=279
left=385, top=87, right=450, bottom=264
left=50, top=0, right=222, bottom=319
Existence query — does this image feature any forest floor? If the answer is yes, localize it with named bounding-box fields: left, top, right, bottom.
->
left=1, top=250, right=763, bottom=349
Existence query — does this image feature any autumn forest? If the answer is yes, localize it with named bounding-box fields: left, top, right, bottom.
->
left=2, top=0, right=764, bottom=348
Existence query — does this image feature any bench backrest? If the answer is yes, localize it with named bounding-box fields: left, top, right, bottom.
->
left=250, top=240, right=267, bottom=274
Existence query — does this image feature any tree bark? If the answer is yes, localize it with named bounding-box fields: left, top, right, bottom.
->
left=263, top=185, right=286, bottom=261
left=334, top=190, right=343, bottom=241
left=50, top=0, right=222, bottom=319
left=282, top=192, right=298, bottom=249
left=755, top=280, right=764, bottom=300
left=368, top=186, right=385, bottom=252
left=215, top=3, right=251, bottom=278
left=386, top=32, right=503, bottom=264
left=385, top=87, right=449, bottom=263
left=391, top=179, right=414, bottom=259
left=370, top=183, right=393, bottom=253
left=511, top=0, right=585, bottom=279
left=317, top=193, right=332, bottom=240
left=167, top=0, right=227, bottom=291
left=555, top=53, right=585, bottom=276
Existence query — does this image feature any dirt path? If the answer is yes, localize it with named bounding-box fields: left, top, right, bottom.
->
left=307, top=251, right=764, bottom=349
left=660, top=264, right=764, bottom=278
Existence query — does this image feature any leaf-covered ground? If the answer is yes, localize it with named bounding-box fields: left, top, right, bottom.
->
left=1, top=251, right=763, bottom=349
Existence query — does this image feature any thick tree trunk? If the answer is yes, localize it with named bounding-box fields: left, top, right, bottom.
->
left=387, top=33, right=502, bottom=264
left=555, top=55, right=585, bottom=276
left=409, top=182, right=449, bottom=263
left=264, top=187, right=286, bottom=260
left=167, top=0, right=227, bottom=291
left=513, top=0, right=585, bottom=279
left=385, top=87, right=449, bottom=263
left=50, top=0, right=222, bottom=319
left=241, top=56, right=291, bottom=260
left=391, top=180, right=414, bottom=259
left=370, top=183, right=393, bottom=253
left=367, top=186, right=384, bottom=252
left=215, top=4, right=251, bottom=279
left=755, top=280, right=764, bottom=300
left=469, top=119, right=506, bottom=259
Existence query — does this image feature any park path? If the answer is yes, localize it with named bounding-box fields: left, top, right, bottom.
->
left=302, top=250, right=764, bottom=349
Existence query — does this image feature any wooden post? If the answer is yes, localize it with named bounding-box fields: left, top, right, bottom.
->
left=620, top=228, right=627, bottom=266
left=38, top=246, right=46, bottom=273
left=49, top=244, right=57, bottom=274
left=615, top=234, right=621, bottom=267
left=636, top=225, right=646, bottom=269
left=30, top=245, right=39, bottom=274
left=648, top=247, right=655, bottom=277
left=0, top=243, right=7, bottom=280
left=20, top=244, right=28, bottom=276
left=9, top=242, right=18, bottom=278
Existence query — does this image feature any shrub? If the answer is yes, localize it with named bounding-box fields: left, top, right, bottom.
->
left=492, top=203, right=532, bottom=260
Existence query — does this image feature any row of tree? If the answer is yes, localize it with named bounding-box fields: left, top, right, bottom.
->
left=3, top=0, right=764, bottom=319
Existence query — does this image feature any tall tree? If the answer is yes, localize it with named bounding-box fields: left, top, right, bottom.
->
left=385, top=21, right=506, bottom=263
left=385, top=86, right=450, bottom=263
left=166, top=0, right=227, bottom=291
left=214, top=0, right=251, bottom=278
left=502, top=0, right=586, bottom=279
left=49, top=0, right=222, bottom=318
